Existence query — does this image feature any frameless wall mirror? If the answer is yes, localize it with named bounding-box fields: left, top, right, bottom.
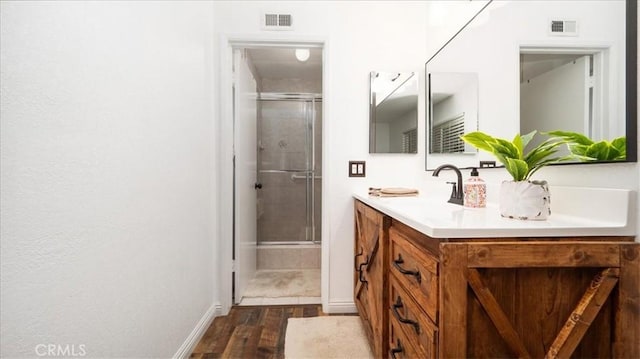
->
left=370, top=71, right=419, bottom=153
left=428, top=72, right=478, bottom=154
left=425, top=0, right=636, bottom=170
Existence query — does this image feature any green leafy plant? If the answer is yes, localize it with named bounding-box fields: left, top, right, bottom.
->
left=461, top=131, right=571, bottom=181
left=546, top=131, right=626, bottom=161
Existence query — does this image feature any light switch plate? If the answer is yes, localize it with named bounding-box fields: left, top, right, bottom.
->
left=349, top=161, right=365, bottom=177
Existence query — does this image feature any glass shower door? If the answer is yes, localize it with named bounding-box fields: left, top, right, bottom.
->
left=256, top=94, right=321, bottom=244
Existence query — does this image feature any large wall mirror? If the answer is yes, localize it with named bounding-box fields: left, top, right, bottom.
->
left=425, top=0, right=637, bottom=170
left=370, top=71, right=419, bottom=153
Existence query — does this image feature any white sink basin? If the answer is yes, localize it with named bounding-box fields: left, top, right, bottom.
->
left=354, top=186, right=635, bottom=238
left=373, top=196, right=464, bottom=224
left=550, top=186, right=631, bottom=226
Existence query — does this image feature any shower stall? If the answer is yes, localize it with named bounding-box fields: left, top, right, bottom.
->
left=255, top=93, right=322, bottom=247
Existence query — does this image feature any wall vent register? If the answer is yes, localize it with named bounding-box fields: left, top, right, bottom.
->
left=549, top=20, right=578, bottom=36
left=263, top=13, right=293, bottom=30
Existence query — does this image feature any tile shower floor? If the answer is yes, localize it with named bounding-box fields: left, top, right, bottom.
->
left=238, top=269, right=321, bottom=306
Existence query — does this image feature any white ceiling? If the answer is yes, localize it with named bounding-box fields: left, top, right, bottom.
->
left=246, top=47, right=322, bottom=83
left=520, top=53, right=584, bottom=83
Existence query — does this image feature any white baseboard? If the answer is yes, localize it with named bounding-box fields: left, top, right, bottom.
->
left=324, top=299, right=357, bottom=314
left=173, top=302, right=222, bottom=359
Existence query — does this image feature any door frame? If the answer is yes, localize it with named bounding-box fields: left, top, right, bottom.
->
left=218, top=34, right=328, bottom=314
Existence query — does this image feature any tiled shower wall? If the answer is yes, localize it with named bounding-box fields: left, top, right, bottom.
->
left=257, top=99, right=322, bottom=243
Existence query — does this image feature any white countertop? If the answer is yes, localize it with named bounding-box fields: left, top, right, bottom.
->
left=354, top=187, right=635, bottom=238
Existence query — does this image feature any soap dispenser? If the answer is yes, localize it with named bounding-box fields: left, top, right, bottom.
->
left=464, top=168, right=486, bottom=208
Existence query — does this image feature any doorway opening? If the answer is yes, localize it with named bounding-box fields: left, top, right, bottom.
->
left=232, top=44, right=323, bottom=306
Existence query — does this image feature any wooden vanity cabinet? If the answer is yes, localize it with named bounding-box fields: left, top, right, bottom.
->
left=354, top=199, right=640, bottom=359
left=354, top=200, right=391, bottom=358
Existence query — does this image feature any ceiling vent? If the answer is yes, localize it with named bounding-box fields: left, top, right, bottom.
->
left=549, top=20, right=578, bottom=36
left=263, top=13, right=293, bottom=31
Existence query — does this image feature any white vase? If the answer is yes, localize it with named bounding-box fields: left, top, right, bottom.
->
left=499, top=180, right=550, bottom=220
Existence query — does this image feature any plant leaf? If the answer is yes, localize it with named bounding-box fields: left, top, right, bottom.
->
left=525, top=148, right=558, bottom=168
left=494, top=138, right=520, bottom=159
left=460, top=132, right=497, bottom=153
left=546, top=130, right=593, bottom=146
left=504, top=158, right=529, bottom=181
left=568, top=144, right=589, bottom=156
left=461, top=130, right=574, bottom=181
left=524, top=138, right=563, bottom=164
left=612, top=137, right=626, bottom=160
left=519, top=131, right=536, bottom=151
left=585, top=141, right=616, bottom=160
left=512, top=133, right=524, bottom=159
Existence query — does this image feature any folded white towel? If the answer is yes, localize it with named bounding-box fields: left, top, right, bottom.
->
left=368, top=187, right=419, bottom=197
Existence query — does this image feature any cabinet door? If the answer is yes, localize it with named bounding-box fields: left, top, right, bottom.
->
left=355, top=200, right=390, bottom=358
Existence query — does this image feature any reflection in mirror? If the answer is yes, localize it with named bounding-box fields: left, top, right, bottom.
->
left=428, top=72, right=478, bottom=154
left=369, top=71, right=418, bottom=153
left=520, top=48, right=621, bottom=155
left=425, top=0, right=636, bottom=170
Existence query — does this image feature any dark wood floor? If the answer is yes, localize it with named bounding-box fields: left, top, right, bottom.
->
left=190, top=304, right=353, bottom=359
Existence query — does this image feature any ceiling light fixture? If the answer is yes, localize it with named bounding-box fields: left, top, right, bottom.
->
left=295, top=48, right=310, bottom=62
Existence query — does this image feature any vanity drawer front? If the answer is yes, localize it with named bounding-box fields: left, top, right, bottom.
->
left=389, top=278, right=438, bottom=359
left=389, top=227, right=439, bottom=322
left=389, top=313, right=436, bottom=359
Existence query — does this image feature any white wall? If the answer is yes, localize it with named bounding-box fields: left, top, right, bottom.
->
left=0, top=2, right=218, bottom=357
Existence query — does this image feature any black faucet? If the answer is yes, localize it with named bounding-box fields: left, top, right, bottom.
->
left=432, top=164, right=464, bottom=205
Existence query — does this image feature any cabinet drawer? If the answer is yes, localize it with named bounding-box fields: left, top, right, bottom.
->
left=389, top=314, right=435, bottom=359
left=389, top=227, right=439, bottom=322
left=389, top=278, right=438, bottom=359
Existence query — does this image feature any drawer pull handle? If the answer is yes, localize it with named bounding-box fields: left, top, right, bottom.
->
left=354, top=246, right=364, bottom=271
left=393, top=254, right=421, bottom=283
left=359, top=255, right=370, bottom=272
left=358, top=256, right=369, bottom=285
left=392, top=296, right=421, bottom=334
left=390, top=339, right=404, bottom=359
left=358, top=269, right=367, bottom=285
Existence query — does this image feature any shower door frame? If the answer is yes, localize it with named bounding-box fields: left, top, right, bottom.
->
left=256, top=93, right=322, bottom=245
